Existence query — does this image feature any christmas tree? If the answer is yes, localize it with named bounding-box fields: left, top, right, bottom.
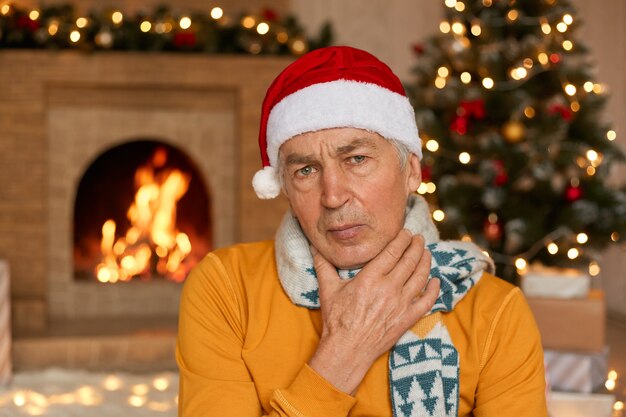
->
left=407, top=0, right=626, bottom=281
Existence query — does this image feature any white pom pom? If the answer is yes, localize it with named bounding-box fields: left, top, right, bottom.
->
left=252, top=166, right=281, bottom=199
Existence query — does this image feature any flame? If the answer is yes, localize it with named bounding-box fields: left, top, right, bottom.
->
left=96, top=149, right=192, bottom=282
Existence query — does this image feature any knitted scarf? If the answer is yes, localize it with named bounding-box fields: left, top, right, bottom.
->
left=275, top=195, right=493, bottom=417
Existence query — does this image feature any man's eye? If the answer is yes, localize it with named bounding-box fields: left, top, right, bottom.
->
left=350, top=155, right=367, bottom=164
left=297, top=166, right=315, bottom=176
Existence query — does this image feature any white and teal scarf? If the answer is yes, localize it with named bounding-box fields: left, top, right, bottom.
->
left=275, top=195, right=493, bottom=417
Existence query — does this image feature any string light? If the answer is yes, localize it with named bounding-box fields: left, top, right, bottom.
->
left=567, top=248, right=579, bottom=259
left=70, top=30, right=81, bottom=42
left=242, top=16, right=256, bottom=29
left=593, top=83, right=604, bottom=93
left=556, top=22, right=568, bottom=32
left=445, top=0, right=457, bottom=8
left=460, top=72, right=472, bottom=84
left=523, top=58, right=533, bottom=68
left=570, top=101, right=580, bottom=112
left=586, top=166, right=595, bottom=176
left=76, top=17, right=88, bottom=28
left=564, top=83, right=577, bottom=96
left=112, top=11, right=123, bottom=25
left=515, top=258, right=527, bottom=270
left=451, top=22, right=465, bottom=35
left=524, top=106, right=535, bottom=118
left=417, top=183, right=429, bottom=194
left=455, top=2, right=466, bottom=12
left=48, top=21, right=59, bottom=36
left=459, top=152, right=471, bottom=164
left=1, top=4, right=10, bottom=15
left=607, top=130, right=617, bottom=141
left=29, top=9, right=39, bottom=20
left=426, top=182, right=437, bottom=193
left=547, top=243, right=558, bottom=254
left=563, top=14, right=574, bottom=25
left=433, top=210, right=446, bottom=222
left=482, top=77, right=494, bottom=89
left=611, top=232, right=620, bottom=242
left=614, top=401, right=624, bottom=411
left=426, top=139, right=440, bottom=152
left=482, top=0, right=492, bottom=6
left=586, top=149, right=599, bottom=163
left=440, top=21, right=451, bottom=33
left=538, top=52, right=549, bottom=65
left=605, top=379, right=616, bottom=391
left=576, top=233, right=588, bottom=244
left=435, top=76, right=447, bottom=89
left=140, top=21, right=151, bottom=32
left=461, top=234, right=472, bottom=242
left=210, top=7, right=223, bottom=19
left=541, top=22, right=551, bottom=34
left=276, top=31, right=288, bottom=43
left=589, top=261, right=600, bottom=276
left=471, top=22, right=481, bottom=36
left=437, top=66, right=450, bottom=77
left=179, top=16, right=192, bottom=29
left=256, top=22, right=269, bottom=35
left=507, top=10, right=519, bottom=22
left=562, top=40, right=573, bottom=51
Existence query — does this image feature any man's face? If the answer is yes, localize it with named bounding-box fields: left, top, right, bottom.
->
left=280, top=127, right=422, bottom=269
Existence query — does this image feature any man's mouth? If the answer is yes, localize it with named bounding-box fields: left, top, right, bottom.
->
left=327, top=224, right=364, bottom=240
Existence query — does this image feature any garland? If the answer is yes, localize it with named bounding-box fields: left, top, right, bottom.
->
left=0, top=3, right=333, bottom=55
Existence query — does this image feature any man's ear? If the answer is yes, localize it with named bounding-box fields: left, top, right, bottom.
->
left=406, top=153, right=422, bottom=192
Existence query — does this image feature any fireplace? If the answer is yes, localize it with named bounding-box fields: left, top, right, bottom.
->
left=73, top=140, right=211, bottom=284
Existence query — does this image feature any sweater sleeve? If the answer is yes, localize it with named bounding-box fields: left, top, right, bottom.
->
left=176, top=253, right=357, bottom=417
left=473, top=287, right=548, bottom=417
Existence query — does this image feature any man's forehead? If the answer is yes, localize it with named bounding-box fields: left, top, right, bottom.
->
left=279, top=129, right=384, bottom=162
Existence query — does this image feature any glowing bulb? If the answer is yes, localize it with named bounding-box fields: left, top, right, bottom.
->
left=112, top=11, right=123, bottom=24
left=426, top=182, right=437, bottom=193
left=564, top=84, right=577, bottom=96
left=507, top=10, right=519, bottom=21
left=471, top=23, right=481, bottom=36
left=459, top=152, right=471, bottom=164
left=103, top=375, right=123, bottom=391
left=140, top=21, right=151, bottom=32
left=563, top=14, right=573, bottom=25
left=593, top=83, right=604, bottom=94
left=523, top=58, right=534, bottom=68
left=571, top=101, right=580, bottom=112
left=48, top=22, right=59, bottom=36
left=1, top=4, right=10, bottom=15
left=586, top=150, right=598, bottom=162
left=445, top=0, right=457, bottom=7
left=524, top=106, right=535, bottom=118
left=538, top=52, right=549, bottom=65
left=29, top=10, right=39, bottom=20
left=440, top=21, right=451, bottom=33
left=562, top=40, right=573, bottom=51
left=547, top=243, right=558, bottom=254
left=462, top=234, right=472, bottom=242
left=589, top=261, right=600, bottom=276
left=179, top=16, right=192, bottom=29
left=515, top=258, right=527, bottom=270
left=607, top=130, right=616, bottom=141
left=437, top=66, right=449, bottom=77
left=556, top=22, right=567, bottom=32
left=577, top=233, right=588, bottom=244
left=128, top=395, right=146, bottom=407
left=435, top=76, right=447, bottom=89
left=482, top=77, right=494, bottom=89
left=257, top=22, right=269, bottom=35
left=516, top=67, right=527, bottom=79
left=76, top=17, right=88, bottom=28
left=70, top=30, right=81, bottom=42
left=433, top=210, right=445, bottom=222
left=606, top=379, right=616, bottom=391
left=426, top=139, right=440, bottom=152
left=608, top=370, right=618, bottom=381
left=567, top=248, right=579, bottom=259
left=455, top=2, right=466, bottom=12
left=541, top=23, right=551, bottom=34
left=460, top=72, right=472, bottom=84
left=611, top=232, right=619, bottom=241
left=452, top=22, right=465, bottom=34
left=210, top=7, right=224, bottom=19
left=482, top=0, right=492, bottom=6
left=13, top=392, right=26, bottom=407
left=586, top=166, right=596, bottom=176
left=614, top=401, right=624, bottom=411
left=417, top=183, right=429, bottom=194
left=242, top=16, right=256, bottom=29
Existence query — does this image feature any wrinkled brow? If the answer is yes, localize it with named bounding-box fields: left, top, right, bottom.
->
left=284, top=137, right=378, bottom=166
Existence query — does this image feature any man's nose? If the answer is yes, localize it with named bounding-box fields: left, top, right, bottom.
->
left=320, top=165, right=350, bottom=209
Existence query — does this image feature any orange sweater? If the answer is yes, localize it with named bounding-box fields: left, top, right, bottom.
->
left=177, top=241, right=547, bottom=416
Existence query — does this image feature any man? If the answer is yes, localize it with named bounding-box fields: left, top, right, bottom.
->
left=177, top=46, right=547, bottom=416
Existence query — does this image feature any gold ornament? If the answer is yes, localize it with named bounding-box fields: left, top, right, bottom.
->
left=502, top=120, right=525, bottom=143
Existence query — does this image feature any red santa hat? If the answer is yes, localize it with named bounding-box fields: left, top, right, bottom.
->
left=252, top=46, right=422, bottom=199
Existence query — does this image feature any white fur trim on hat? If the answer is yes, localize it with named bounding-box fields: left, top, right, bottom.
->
left=252, top=166, right=281, bottom=199
left=265, top=79, right=422, bottom=168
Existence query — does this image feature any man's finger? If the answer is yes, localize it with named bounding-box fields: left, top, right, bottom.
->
left=408, top=278, right=441, bottom=319
left=365, top=229, right=413, bottom=276
left=400, top=248, right=431, bottom=301
left=311, top=246, right=342, bottom=296
left=388, top=235, right=426, bottom=286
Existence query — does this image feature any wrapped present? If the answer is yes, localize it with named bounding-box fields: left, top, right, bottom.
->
left=547, top=391, right=615, bottom=417
left=0, top=260, right=11, bottom=386
left=520, top=264, right=590, bottom=299
left=527, top=290, right=605, bottom=352
left=544, top=347, right=608, bottom=393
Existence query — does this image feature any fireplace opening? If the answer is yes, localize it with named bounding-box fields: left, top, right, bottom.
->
left=73, top=140, right=211, bottom=283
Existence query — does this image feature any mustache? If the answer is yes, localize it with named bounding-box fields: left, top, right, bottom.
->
left=318, top=208, right=370, bottom=229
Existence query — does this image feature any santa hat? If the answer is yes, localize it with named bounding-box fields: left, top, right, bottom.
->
left=252, top=46, right=422, bottom=199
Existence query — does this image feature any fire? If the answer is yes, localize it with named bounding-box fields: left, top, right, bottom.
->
left=96, top=149, right=193, bottom=283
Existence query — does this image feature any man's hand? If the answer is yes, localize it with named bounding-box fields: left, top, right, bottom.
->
left=307, top=229, right=440, bottom=395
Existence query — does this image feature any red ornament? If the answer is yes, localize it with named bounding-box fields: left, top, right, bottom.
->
left=565, top=185, right=583, bottom=202
left=412, top=43, right=425, bottom=56
left=421, top=165, right=432, bottom=182
left=549, top=53, right=561, bottom=64
left=548, top=104, right=572, bottom=121
left=262, top=8, right=279, bottom=21
left=493, top=160, right=508, bottom=186
left=483, top=219, right=503, bottom=241
left=173, top=32, right=197, bottom=48
left=450, top=116, right=468, bottom=135
left=459, top=99, right=486, bottom=120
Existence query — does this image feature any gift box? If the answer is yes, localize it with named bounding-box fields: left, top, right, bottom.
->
left=527, top=290, right=605, bottom=352
left=521, top=264, right=590, bottom=299
left=0, top=260, right=11, bottom=386
left=544, top=347, right=609, bottom=393
left=547, top=391, right=615, bottom=417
